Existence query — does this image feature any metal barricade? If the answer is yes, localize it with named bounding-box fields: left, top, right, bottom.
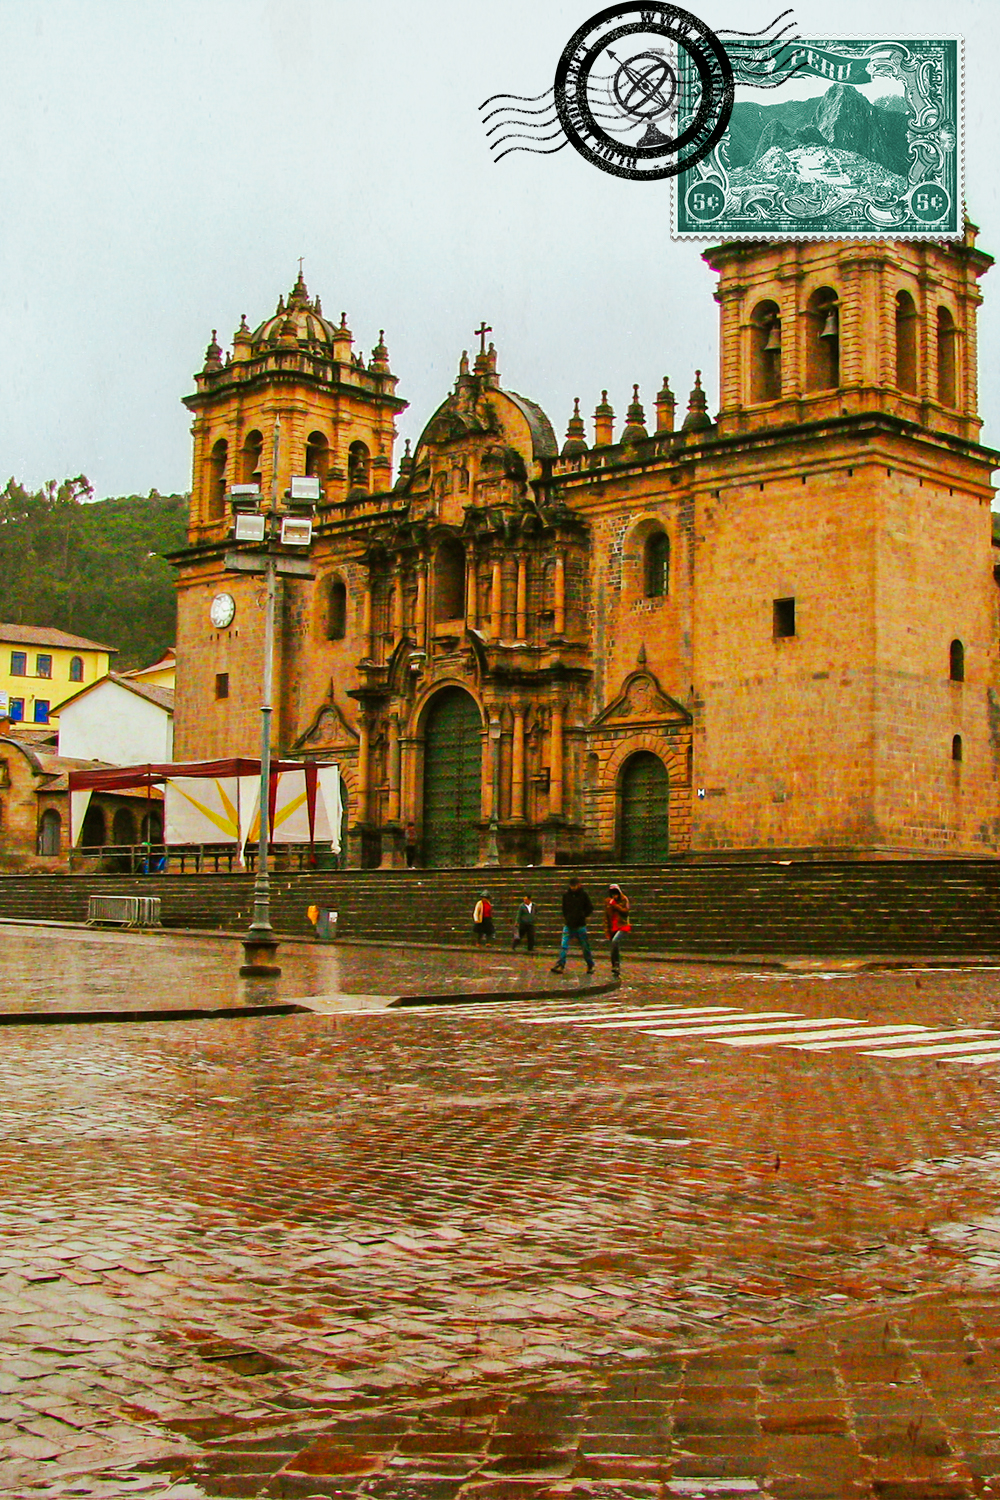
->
left=86, top=896, right=162, bottom=928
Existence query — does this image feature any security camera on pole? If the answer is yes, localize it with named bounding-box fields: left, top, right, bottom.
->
left=226, top=420, right=318, bottom=977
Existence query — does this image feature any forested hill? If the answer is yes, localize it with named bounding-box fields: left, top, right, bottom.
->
left=0, top=477, right=189, bottom=671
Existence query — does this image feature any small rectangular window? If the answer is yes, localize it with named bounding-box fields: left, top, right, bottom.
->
left=35, top=654, right=52, bottom=679
left=215, top=672, right=229, bottom=700
left=773, top=598, right=796, bottom=638
left=10, top=652, right=26, bottom=677
left=33, top=700, right=49, bottom=724
left=9, top=698, right=24, bottom=722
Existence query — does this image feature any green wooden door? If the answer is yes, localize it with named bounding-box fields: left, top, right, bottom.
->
left=621, top=751, right=669, bottom=863
left=423, top=689, right=482, bottom=868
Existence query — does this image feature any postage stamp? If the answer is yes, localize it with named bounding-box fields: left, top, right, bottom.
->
left=673, top=37, right=963, bottom=239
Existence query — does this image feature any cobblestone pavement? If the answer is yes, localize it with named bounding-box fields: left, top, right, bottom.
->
left=3, top=929, right=1000, bottom=1496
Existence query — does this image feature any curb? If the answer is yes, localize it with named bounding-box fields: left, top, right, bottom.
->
left=0, top=1002, right=310, bottom=1028
left=390, top=977, right=620, bottom=1008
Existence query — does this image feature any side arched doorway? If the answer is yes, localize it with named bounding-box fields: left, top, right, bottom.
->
left=422, top=688, right=482, bottom=867
left=619, top=751, right=670, bottom=863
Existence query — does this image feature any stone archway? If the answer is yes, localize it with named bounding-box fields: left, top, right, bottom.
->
left=422, top=688, right=482, bottom=868
left=619, top=750, right=670, bottom=863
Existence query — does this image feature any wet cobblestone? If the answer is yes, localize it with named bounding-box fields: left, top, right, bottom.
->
left=1, top=931, right=1000, bottom=1494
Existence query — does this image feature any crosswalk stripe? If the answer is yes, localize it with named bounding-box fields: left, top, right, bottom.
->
left=521, top=1005, right=739, bottom=1026
left=643, top=1017, right=864, bottom=1041
left=860, top=1037, right=1000, bottom=1059
left=795, top=1025, right=938, bottom=1050
left=563, top=1010, right=800, bottom=1032
left=804, top=1027, right=996, bottom=1051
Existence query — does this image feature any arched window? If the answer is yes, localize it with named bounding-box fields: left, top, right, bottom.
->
left=805, top=287, right=840, bottom=392
left=434, top=538, right=465, bottom=621
left=68, top=656, right=84, bottom=683
left=80, top=804, right=105, bottom=849
left=644, top=531, right=670, bottom=598
left=208, top=438, right=228, bottom=520
left=895, top=291, right=918, bottom=395
left=37, top=809, right=61, bottom=856
left=113, top=808, right=136, bottom=846
left=952, top=734, right=963, bottom=763
left=950, top=638, right=965, bottom=682
left=241, top=429, right=263, bottom=487
left=937, top=307, right=957, bottom=407
left=348, top=441, right=370, bottom=492
left=750, top=299, right=781, bottom=403
left=305, top=431, right=329, bottom=486
left=328, top=576, right=347, bottom=640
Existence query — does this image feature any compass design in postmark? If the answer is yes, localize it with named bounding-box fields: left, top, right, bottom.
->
left=553, top=3, right=734, bottom=181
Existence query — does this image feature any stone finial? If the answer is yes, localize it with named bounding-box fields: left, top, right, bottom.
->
left=203, top=329, right=223, bottom=371
left=561, top=397, right=588, bottom=458
left=681, top=369, right=713, bottom=433
left=594, top=389, right=615, bottom=447
left=371, top=329, right=390, bottom=373
left=655, top=375, right=676, bottom=433
left=290, top=266, right=309, bottom=305
left=622, top=384, right=648, bottom=444
left=637, top=642, right=647, bottom=668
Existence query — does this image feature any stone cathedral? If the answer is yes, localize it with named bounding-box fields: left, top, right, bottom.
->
left=171, top=229, right=1000, bottom=868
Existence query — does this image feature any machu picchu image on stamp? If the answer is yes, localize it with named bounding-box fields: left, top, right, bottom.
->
left=674, top=38, right=962, bottom=238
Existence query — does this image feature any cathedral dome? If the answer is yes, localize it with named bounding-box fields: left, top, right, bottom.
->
left=250, top=269, right=340, bottom=351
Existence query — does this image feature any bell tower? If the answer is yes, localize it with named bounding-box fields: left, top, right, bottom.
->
left=706, top=226, right=991, bottom=444
left=183, top=270, right=407, bottom=542
left=692, top=229, right=1000, bottom=857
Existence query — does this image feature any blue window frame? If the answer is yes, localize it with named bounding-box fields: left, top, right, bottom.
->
left=10, top=652, right=26, bottom=676
left=33, top=700, right=49, bottom=724
left=9, top=698, right=24, bottom=722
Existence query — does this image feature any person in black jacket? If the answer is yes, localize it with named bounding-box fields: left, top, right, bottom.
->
left=550, top=874, right=595, bottom=974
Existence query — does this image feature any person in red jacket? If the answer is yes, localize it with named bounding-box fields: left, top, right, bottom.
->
left=605, top=883, right=631, bottom=978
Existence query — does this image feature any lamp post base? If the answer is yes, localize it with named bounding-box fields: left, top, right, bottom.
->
left=240, top=932, right=282, bottom=977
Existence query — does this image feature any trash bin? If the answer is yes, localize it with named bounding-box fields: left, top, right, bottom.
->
left=314, top=908, right=338, bottom=941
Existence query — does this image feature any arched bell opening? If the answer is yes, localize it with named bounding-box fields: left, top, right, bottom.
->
left=750, top=299, right=782, bottom=403
left=805, top=287, right=840, bottom=393
left=895, top=291, right=918, bottom=395
left=241, top=429, right=263, bottom=488
left=937, top=306, right=957, bottom=407
left=305, top=430, right=329, bottom=487
left=208, top=438, right=228, bottom=521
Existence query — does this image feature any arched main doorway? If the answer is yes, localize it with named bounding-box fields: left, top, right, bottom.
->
left=422, top=689, right=482, bottom=867
left=620, top=751, right=670, bottom=863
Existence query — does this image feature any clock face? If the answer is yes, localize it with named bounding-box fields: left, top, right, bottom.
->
left=210, top=592, right=235, bottom=628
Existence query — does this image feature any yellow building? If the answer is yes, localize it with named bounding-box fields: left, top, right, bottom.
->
left=171, top=230, right=998, bottom=866
left=0, top=624, right=115, bottom=728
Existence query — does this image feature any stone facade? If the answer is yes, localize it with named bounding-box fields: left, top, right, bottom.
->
left=171, top=230, right=999, bottom=866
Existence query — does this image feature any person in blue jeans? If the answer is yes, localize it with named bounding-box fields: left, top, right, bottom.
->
left=550, top=874, right=595, bottom=974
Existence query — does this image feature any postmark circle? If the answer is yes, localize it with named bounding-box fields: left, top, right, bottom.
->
left=554, top=2, right=734, bottom=182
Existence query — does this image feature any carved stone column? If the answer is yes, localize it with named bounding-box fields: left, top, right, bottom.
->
left=415, top=564, right=427, bottom=651
left=516, top=555, right=527, bottom=640
left=549, top=703, right=564, bottom=818
left=362, top=586, right=373, bottom=659
left=491, top=558, right=502, bottom=640
left=511, top=707, right=526, bottom=821
left=465, top=553, right=478, bottom=629
left=554, top=553, right=566, bottom=637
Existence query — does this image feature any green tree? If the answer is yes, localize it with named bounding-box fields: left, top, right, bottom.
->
left=0, top=478, right=188, bottom=670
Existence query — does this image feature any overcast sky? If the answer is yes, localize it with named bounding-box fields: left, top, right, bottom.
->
left=0, top=0, right=996, bottom=499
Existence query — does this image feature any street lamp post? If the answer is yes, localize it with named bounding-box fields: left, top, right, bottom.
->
left=226, top=425, right=317, bottom=977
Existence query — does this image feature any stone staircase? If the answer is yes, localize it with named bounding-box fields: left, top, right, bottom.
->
left=1, top=861, right=1000, bottom=955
